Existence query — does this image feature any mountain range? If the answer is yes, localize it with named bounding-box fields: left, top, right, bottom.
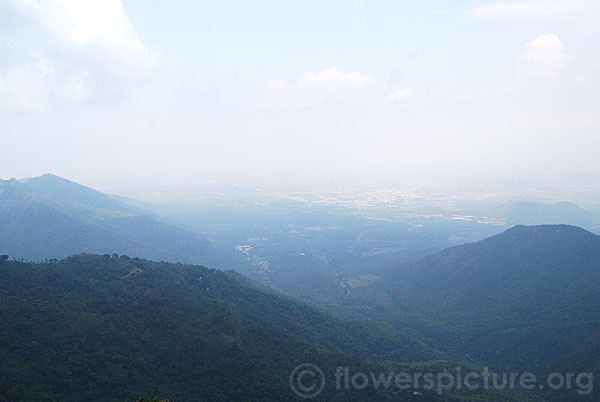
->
left=1, top=174, right=598, bottom=401
left=0, top=174, right=245, bottom=270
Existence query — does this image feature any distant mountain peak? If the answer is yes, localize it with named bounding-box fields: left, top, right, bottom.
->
left=21, top=173, right=139, bottom=214
left=1, top=178, right=24, bottom=186
left=0, top=174, right=240, bottom=268
left=40, top=172, right=64, bottom=179
left=0, top=178, right=30, bottom=197
left=502, top=200, right=579, bottom=208
left=26, top=173, right=90, bottom=187
left=490, top=200, right=599, bottom=229
left=502, top=223, right=595, bottom=237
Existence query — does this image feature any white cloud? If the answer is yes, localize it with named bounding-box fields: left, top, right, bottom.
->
left=0, top=0, right=154, bottom=111
left=468, top=0, right=600, bottom=26
left=385, top=88, right=415, bottom=103
left=519, top=34, right=569, bottom=80
left=267, top=67, right=375, bottom=109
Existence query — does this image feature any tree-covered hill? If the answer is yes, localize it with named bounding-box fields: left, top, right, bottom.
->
left=0, top=176, right=245, bottom=270
left=22, top=173, right=145, bottom=215
left=349, top=225, right=600, bottom=401
left=0, top=254, right=542, bottom=402
left=0, top=254, right=418, bottom=402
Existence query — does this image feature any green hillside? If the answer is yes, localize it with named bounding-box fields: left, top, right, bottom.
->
left=0, top=177, right=245, bottom=270
left=0, top=254, right=542, bottom=402
left=349, top=225, right=600, bottom=401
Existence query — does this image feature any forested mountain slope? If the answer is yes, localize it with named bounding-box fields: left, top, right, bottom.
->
left=350, top=225, right=600, bottom=401
left=0, top=254, right=539, bottom=402
left=0, top=176, right=244, bottom=269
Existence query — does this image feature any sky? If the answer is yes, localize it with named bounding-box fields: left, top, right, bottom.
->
left=1, top=0, right=599, bottom=193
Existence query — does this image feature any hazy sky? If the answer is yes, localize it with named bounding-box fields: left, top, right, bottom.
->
left=1, top=0, right=599, bottom=192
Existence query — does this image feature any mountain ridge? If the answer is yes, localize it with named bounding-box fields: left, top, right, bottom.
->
left=489, top=201, right=599, bottom=230
left=22, top=173, right=142, bottom=214
left=0, top=175, right=246, bottom=270
left=349, top=224, right=600, bottom=401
